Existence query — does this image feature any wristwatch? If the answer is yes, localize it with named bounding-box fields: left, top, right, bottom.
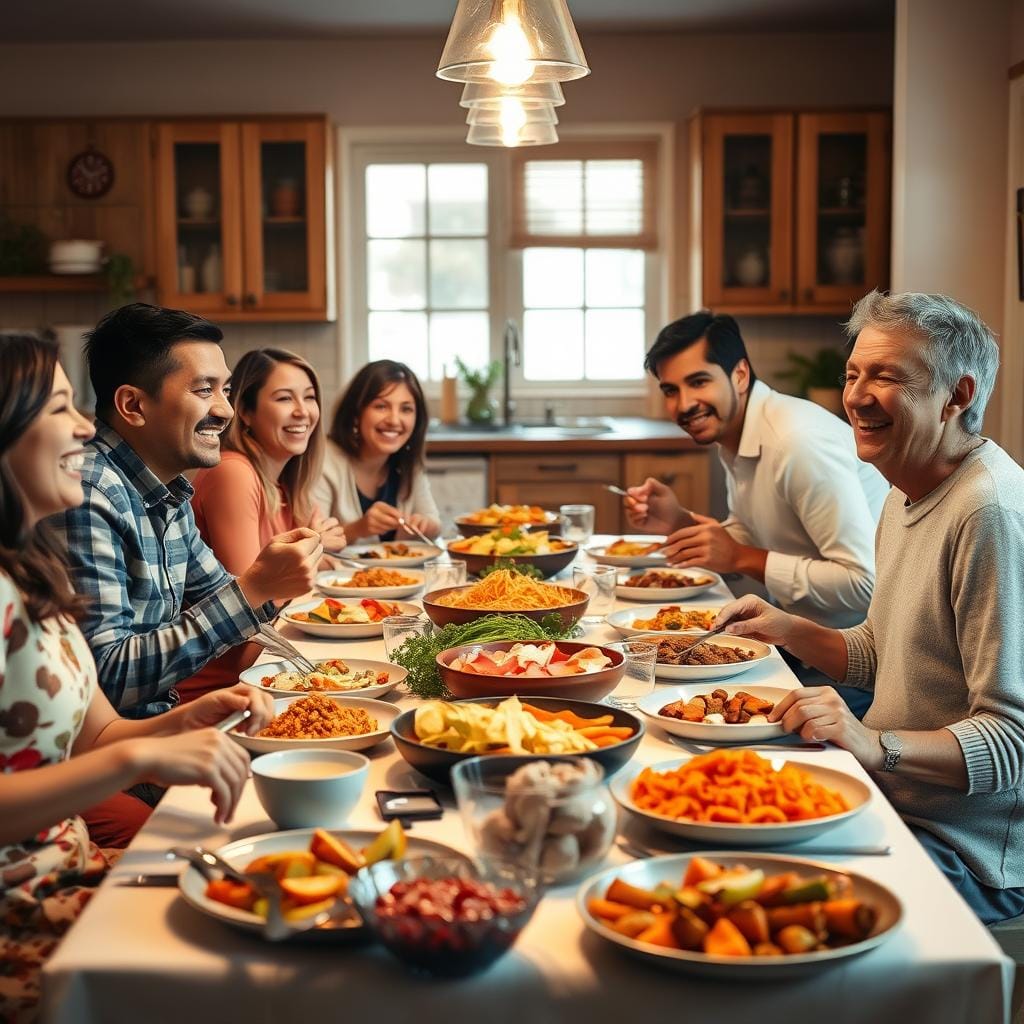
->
left=878, top=730, right=903, bottom=772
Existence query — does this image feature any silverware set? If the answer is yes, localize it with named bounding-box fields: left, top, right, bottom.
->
left=251, top=622, right=318, bottom=674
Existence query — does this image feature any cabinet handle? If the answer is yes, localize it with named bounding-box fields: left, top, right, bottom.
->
left=245, top=293, right=258, bottom=306
left=226, top=294, right=239, bottom=306
left=537, top=463, right=578, bottom=473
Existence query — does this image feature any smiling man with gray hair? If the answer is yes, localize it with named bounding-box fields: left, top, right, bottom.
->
left=717, top=289, right=1024, bottom=923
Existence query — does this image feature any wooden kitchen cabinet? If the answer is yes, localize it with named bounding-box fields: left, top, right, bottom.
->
left=623, top=452, right=711, bottom=517
left=690, top=109, right=890, bottom=315
left=154, top=116, right=333, bottom=321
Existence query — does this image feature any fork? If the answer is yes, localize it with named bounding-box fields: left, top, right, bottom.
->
left=397, top=516, right=435, bottom=548
left=666, top=622, right=732, bottom=658
left=252, top=623, right=318, bottom=675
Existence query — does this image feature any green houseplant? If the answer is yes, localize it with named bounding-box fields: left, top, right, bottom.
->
left=105, top=253, right=136, bottom=306
left=777, top=347, right=848, bottom=416
left=455, top=356, right=502, bottom=425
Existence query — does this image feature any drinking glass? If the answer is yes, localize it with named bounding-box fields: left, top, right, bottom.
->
left=605, top=640, right=657, bottom=708
left=383, top=614, right=431, bottom=660
left=423, top=558, right=467, bottom=595
left=572, top=565, right=618, bottom=626
left=560, top=504, right=595, bottom=546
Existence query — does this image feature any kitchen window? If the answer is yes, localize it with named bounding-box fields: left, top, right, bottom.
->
left=346, top=133, right=664, bottom=392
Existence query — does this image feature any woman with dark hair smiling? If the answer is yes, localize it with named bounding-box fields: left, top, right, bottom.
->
left=315, top=359, right=440, bottom=543
left=0, top=334, right=273, bottom=1019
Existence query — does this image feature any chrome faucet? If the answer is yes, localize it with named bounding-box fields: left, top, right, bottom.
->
left=502, top=319, right=520, bottom=425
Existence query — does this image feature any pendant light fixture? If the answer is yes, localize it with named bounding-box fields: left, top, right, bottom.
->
left=459, top=80, right=566, bottom=110
left=438, top=0, right=590, bottom=85
left=466, top=121, right=560, bottom=147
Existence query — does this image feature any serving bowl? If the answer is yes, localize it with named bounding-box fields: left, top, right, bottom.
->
left=251, top=749, right=369, bottom=829
left=239, top=658, right=404, bottom=700
left=445, top=539, right=578, bottom=580
left=635, top=684, right=790, bottom=743
left=454, top=510, right=562, bottom=537
left=282, top=599, right=422, bottom=639
left=390, top=695, right=644, bottom=784
left=229, top=694, right=400, bottom=755
left=616, top=568, right=723, bottom=602
left=437, top=640, right=625, bottom=703
left=629, top=632, right=774, bottom=681
left=349, top=856, right=538, bottom=976
left=610, top=755, right=871, bottom=846
left=422, top=584, right=588, bottom=630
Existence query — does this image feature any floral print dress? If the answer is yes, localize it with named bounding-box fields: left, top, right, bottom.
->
left=0, top=573, right=118, bottom=1022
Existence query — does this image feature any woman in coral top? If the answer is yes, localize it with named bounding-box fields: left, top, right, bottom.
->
left=0, top=334, right=273, bottom=1021
left=184, top=349, right=345, bottom=702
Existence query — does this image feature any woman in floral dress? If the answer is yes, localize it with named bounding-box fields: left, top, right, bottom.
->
left=0, top=334, right=274, bottom=1021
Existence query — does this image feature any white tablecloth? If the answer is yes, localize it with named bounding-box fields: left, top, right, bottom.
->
left=41, top=549, right=1015, bottom=1024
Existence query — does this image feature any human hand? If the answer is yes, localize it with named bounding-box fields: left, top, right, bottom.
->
left=662, top=513, right=739, bottom=572
left=363, top=501, right=402, bottom=537
left=625, top=477, right=686, bottom=535
left=239, top=527, right=323, bottom=606
left=714, top=595, right=798, bottom=647
left=768, top=686, right=882, bottom=768
left=173, top=683, right=275, bottom=737
left=127, top=729, right=252, bottom=825
left=399, top=513, right=440, bottom=540
left=309, top=509, right=347, bottom=553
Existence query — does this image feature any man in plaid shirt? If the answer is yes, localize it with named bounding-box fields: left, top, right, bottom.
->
left=51, top=304, right=325, bottom=719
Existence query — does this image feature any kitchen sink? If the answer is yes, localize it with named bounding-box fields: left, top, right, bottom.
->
left=428, top=417, right=615, bottom=437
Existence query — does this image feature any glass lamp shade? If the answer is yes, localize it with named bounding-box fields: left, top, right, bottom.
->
left=460, top=80, right=566, bottom=109
left=466, top=100, right=558, bottom=126
left=438, top=0, right=590, bottom=85
left=466, top=121, right=560, bottom=147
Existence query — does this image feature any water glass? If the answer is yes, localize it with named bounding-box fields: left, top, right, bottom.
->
left=572, top=565, right=618, bottom=625
left=423, top=557, right=467, bottom=595
left=560, top=504, right=595, bottom=546
left=383, top=614, right=431, bottom=660
left=605, top=640, right=657, bottom=707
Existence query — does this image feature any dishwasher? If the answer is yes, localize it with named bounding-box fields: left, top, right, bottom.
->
left=424, top=456, right=488, bottom=537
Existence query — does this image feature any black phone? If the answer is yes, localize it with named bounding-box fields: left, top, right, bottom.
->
left=375, top=788, right=444, bottom=822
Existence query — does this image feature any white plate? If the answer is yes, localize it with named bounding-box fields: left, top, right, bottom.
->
left=239, top=658, right=404, bottom=700
left=616, top=568, right=723, bottom=602
left=577, top=852, right=902, bottom=979
left=229, top=695, right=400, bottom=755
left=178, top=827, right=469, bottom=941
left=635, top=633, right=774, bottom=681
left=604, top=607, right=720, bottom=639
left=611, top=755, right=871, bottom=846
left=315, top=569, right=424, bottom=600
left=635, top=685, right=789, bottom=742
left=587, top=536, right=668, bottom=568
left=339, top=542, right=441, bottom=568
left=282, top=598, right=423, bottom=639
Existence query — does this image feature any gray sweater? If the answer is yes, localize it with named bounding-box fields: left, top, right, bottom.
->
left=842, top=440, right=1024, bottom=889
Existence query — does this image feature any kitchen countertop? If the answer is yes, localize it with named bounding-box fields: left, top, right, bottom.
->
left=426, top=416, right=702, bottom=454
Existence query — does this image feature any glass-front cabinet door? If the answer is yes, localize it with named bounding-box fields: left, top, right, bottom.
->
left=155, top=123, right=243, bottom=312
left=795, top=112, right=890, bottom=308
left=240, top=120, right=328, bottom=315
left=701, top=114, right=794, bottom=309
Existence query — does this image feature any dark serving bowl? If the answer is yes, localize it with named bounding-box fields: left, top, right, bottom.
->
left=437, top=641, right=625, bottom=703
left=421, top=585, right=589, bottom=630
left=444, top=540, right=578, bottom=580
left=390, top=695, right=645, bottom=784
left=453, top=512, right=562, bottom=538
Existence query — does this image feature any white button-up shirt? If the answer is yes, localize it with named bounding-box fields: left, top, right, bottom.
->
left=719, top=380, right=889, bottom=628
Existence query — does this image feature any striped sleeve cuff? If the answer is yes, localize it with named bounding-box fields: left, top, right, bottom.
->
left=840, top=627, right=875, bottom=690
left=190, top=579, right=265, bottom=647
left=946, top=717, right=1011, bottom=796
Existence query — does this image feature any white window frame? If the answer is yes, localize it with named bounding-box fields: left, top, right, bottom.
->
left=338, top=123, right=673, bottom=400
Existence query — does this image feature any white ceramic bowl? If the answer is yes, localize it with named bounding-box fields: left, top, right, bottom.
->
left=315, top=568, right=424, bottom=600
left=610, top=755, right=871, bottom=846
left=229, top=695, right=400, bottom=755
left=626, top=632, right=774, bottom=681
left=239, top=658, right=404, bottom=700
left=281, top=599, right=423, bottom=639
left=615, top=568, right=723, bottom=602
left=586, top=536, right=668, bottom=568
left=251, top=749, right=369, bottom=829
left=604, top=607, right=720, bottom=639
left=635, top=685, right=790, bottom=742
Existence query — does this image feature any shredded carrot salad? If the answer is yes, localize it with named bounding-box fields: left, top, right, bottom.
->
left=431, top=569, right=579, bottom=610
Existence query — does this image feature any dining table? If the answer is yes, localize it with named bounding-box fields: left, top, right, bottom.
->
left=40, top=539, right=1016, bottom=1024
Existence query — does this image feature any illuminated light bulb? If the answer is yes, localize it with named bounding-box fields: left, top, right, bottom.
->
left=486, top=12, right=533, bottom=86
left=499, top=97, right=529, bottom=145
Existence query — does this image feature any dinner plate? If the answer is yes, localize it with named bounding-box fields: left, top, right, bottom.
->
left=631, top=633, right=774, bottom=681
left=282, top=599, right=423, bottom=639
left=635, top=685, right=790, bottom=742
left=229, top=694, right=400, bottom=754
left=577, top=851, right=902, bottom=979
left=178, top=827, right=469, bottom=942
left=239, top=658, right=405, bottom=700
left=604, top=606, right=720, bottom=639
left=610, top=755, right=871, bottom=846
left=616, top=568, right=723, bottom=602
left=315, top=569, right=424, bottom=600
left=339, top=542, right=442, bottom=567
left=587, top=536, right=668, bottom=568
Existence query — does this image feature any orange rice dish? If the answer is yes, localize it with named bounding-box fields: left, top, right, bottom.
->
left=258, top=694, right=377, bottom=740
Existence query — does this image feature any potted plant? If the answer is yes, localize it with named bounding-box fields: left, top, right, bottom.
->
left=106, top=253, right=136, bottom=306
left=455, top=356, right=502, bottom=425
left=777, top=347, right=848, bottom=416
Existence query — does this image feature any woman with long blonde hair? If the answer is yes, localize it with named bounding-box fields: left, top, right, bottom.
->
left=182, top=348, right=345, bottom=702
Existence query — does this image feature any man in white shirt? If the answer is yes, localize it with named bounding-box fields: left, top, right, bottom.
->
left=627, top=312, right=889, bottom=631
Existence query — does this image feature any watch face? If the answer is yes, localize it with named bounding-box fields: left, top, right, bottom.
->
left=67, top=148, right=115, bottom=199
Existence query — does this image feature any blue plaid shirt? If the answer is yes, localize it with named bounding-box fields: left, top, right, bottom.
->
left=49, top=421, right=270, bottom=718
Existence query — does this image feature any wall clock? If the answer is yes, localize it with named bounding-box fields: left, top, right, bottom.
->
left=67, top=146, right=115, bottom=199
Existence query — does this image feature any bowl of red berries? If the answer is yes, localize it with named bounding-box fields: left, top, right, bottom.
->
left=349, top=856, right=538, bottom=976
